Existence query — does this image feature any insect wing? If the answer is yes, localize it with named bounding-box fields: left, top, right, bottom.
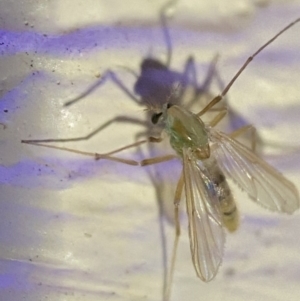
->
left=182, top=148, right=225, bottom=281
left=210, top=129, right=299, bottom=214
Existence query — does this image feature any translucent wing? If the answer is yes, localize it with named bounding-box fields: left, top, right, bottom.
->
left=210, top=129, right=299, bottom=214
left=182, top=148, right=225, bottom=281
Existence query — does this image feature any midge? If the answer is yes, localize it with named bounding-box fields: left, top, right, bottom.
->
left=22, top=18, right=300, bottom=300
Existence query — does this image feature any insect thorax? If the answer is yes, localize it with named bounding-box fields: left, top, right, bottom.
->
left=165, top=105, right=210, bottom=159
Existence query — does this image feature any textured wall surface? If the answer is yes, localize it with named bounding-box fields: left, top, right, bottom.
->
left=1, top=1, right=300, bottom=300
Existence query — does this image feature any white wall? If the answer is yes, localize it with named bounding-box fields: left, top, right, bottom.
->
left=1, top=1, right=300, bottom=300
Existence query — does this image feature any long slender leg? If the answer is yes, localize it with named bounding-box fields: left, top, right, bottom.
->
left=196, top=94, right=222, bottom=117
left=139, top=152, right=183, bottom=301
left=98, top=136, right=163, bottom=157
left=207, top=109, right=257, bottom=152
left=65, top=69, right=140, bottom=107
left=208, top=108, right=228, bottom=127
left=164, top=171, right=184, bottom=301
left=21, top=141, right=140, bottom=165
left=141, top=154, right=177, bottom=166
left=229, top=124, right=257, bottom=152
left=180, top=54, right=229, bottom=115
left=21, top=116, right=147, bottom=144
left=197, top=18, right=300, bottom=114
left=23, top=136, right=163, bottom=166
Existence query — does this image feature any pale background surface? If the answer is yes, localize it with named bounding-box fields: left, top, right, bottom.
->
left=1, top=0, right=300, bottom=300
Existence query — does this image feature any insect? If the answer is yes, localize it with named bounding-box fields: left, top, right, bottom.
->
left=145, top=101, right=299, bottom=282
left=22, top=17, right=300, bottom=301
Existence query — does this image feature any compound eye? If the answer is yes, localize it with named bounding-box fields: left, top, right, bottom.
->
left=151, top=112, right=163, bottom=124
